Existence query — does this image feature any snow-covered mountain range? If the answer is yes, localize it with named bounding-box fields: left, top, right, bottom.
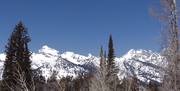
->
left=0, top=45, right=164, bottom=84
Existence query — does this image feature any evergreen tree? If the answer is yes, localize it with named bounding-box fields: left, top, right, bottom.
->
left=2, top=21, right=32, bottom=90
left=107, top=34, right=119, bottom=90
left=107, top=34, right=117, bottom=74
left=2, top=34, right=16, bottom=91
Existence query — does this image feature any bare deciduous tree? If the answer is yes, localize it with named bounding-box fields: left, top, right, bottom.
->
left=149, top=0, right=180, bottom=90
left=5, top=63, right=35, bottom=91
left=89, top=46, right=110, bottom=91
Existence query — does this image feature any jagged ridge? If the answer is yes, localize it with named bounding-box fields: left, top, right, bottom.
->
left=0, top=45, right=164, bottom=83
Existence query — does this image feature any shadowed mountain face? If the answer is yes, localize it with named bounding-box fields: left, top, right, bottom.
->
left=0, top=45, right=164, bottom=84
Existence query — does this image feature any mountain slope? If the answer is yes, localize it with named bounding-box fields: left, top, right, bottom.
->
left=30, top=45, right=98, bottom=80
left=116, top=49, right=164, bottom=83
left=0, top=45, right=164, bottom=83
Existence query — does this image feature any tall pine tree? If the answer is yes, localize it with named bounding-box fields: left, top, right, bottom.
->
left=107, top=34, right=117, bottom=74
left=107, top=34, right=119, bottom=91
left=1, top=33, right=16, bottom=91
left=2, top=21, right=32, bottom=91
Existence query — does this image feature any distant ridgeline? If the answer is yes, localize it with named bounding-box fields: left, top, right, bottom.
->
left=0, top=45, right=164, bottom=84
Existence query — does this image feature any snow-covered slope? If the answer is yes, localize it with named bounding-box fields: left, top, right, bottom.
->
left=116, top=49, right=164, bottom=83
left=0, top=45, right=164, bottom=83
left=30, top=45, right=98, bottom=80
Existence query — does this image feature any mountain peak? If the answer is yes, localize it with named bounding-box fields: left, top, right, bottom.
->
left=87, top=53, right=92, bottom=57
left=38, top=45, right=59, bottom=56
left=42, top=45, right=49, bottom=49
left=127, top=49, right=136, bottom=55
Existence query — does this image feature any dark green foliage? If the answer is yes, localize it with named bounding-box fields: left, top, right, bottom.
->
left=107, top=35, right=116, bottom=73
left=1, top=33, right=16, bottom=91
left=2, top=21, right=32, bottom=91
left=107, top=34, right=119, bottom=90
left=107, top=35, right=118, bottom=76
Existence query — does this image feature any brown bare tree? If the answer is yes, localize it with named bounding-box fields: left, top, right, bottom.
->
left=5, top=62, right=35, bottom=91
left=89, top=46, right=110, bottom=91
left=149, top=0, right=180, bottom=90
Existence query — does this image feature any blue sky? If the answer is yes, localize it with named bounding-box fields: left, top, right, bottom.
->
left=0, top=0, right=160, bottom=57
